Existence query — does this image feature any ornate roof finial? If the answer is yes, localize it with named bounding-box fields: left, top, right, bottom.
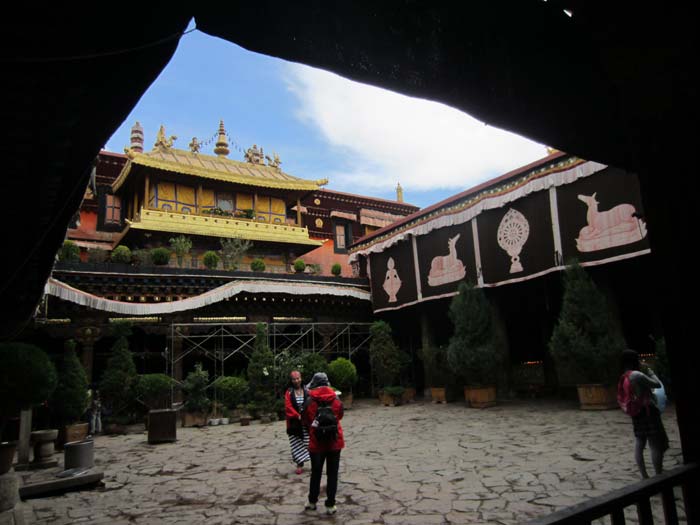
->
left=189, top=137, right=201, bottom=153
left=213, top=120, right=230, bottom=157
left=396, top=182, right=404, bottom=203
left=244, top=144, right=264, bottom=164
left=546, top=146, right=560, bottom=155
left=154, top=125, right=177, bottom=150
left=265, top=151, right=282, bottom=170
left=129, top=121, right=144, bottom=153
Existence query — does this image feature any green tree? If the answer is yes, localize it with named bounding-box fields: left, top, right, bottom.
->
left=331, top=263, right=342, bottom=276
left=99, top=324, right=138, bottom=418
left=250, top=258, right=266, bottom=272
left=246, top=324, right=275, bottom=411
left=169, top=235, right=192, bottom=267
left=549, top=263, right=626, bottom=384
left=51, top=339, right=89, bottom=424
left=446, top=282, right=504, bottom=385
left=328, top=358, right=357, bottom=391
left=110, top=245, right=132, bottom=264
left=202, top=250, right=220, bottom=270
left=135, top=373, right=176, bottom=410
left=369, top=321, right=403, bottom=388
left=182, top=363, right=211, bottom=413
left=59, top=240, right=80, bottom=262
left=293, top=259, right=306, bottom=272
left=212, top=375, right=248, bottom=410
left=150, top=247, right=171, bottom=266
left=220, top=237, right=251, bottom=270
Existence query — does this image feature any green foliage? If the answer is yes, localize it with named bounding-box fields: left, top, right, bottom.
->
left=169, top=235, right=192, bottom=267
left=131, top=248, right=151, bottom=266
left=0, top=343, right=58, bottom=416
left=369, top=321, right=403, bottom=387
left=135, top=373, right=176, bottom=409
left=328, top=358, right=357, bottom=390
left=220, top=237, right=251, bottom=270
left=250, top=258, right=266, bottom=272
left=150, top=247, right=171, bottom=265
left=331, top=263, right=342, bottom=276
left=59, top=240, right=80, bottom=262
left=299, top=352, right=328, bottom=382
left=247, top=324, right=274, bottom=395
left=202, top=250, right=220, bottom=269
left=213, top=375, right=249, bottom=409
left=447, top=282, right=504, bottom=385
left=110, top=245, right=132, bottom=264
left=293, top=259, right=306, bottom=272
left=419, top=345, right=448, bottom=387
left=183, top=363, right=211, bottom=413
left=51, top=340, right=89, bottom=424
left=87, top=249, right=109, bottom=263
left=548, top=263, right=626, bottom=384
left=99, top=332, right=138, bottom=416
left=383, top=385, right=405, bottom=397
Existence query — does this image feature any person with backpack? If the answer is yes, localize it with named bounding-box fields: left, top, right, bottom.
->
left=302, top=372, right=344, bottom=515
left=284, top=370, right=310, bottom=474
left=618, top=349, right=669, bottom=478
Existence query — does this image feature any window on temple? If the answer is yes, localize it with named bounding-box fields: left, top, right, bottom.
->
left=105, top=194, right=121, bottom=224
left=152, top=182, right=196, bottom=213
left=335, top=223, right=347, bottom=250
left=216, top=192, right=234, bottom=212
left=255, top=196, right=286, bottom=223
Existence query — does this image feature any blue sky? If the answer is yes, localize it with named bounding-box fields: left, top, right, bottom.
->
left=105, top=25, right=548, bottom=209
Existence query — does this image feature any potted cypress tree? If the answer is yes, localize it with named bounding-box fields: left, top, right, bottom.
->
left=51, top=339, right=89, bottom=445
left=447, top=282, right=505, bottom=408
left=328, top=358, right=357, bottom=408
left=247, top=323, right=276, bottom=422
left=369, top=321, right=404, bottom=406
left=99, top=324, right=139, bottom=432
left=549, top=263, right=626, bottom=409
left=169, top=235, right=192, bottom=268
left=181, top=363, right=211, bottom=427
left=419, top=345, right=448, bottom=403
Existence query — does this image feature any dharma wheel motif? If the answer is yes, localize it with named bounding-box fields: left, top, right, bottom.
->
left=497, top=208, right=529, bottom=273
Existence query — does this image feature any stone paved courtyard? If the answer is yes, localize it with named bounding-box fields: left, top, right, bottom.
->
left=18, top=399, right=684, bottom=524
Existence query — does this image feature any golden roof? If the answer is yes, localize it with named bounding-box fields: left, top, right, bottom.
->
left=113, top=146, right=328, bottom=193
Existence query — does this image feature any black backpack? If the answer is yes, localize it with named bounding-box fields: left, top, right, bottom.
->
left=314, top=399, right=338, bottom=442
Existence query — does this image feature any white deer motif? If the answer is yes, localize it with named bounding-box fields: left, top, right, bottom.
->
left=428, top=234, right=466, bottom=286
left=576, top=192, right=647, bottom=252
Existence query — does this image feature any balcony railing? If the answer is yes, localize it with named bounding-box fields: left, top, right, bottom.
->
left=527, top=463, right=698, bottom=525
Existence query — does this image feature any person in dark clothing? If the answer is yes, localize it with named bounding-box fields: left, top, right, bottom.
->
left=284, top=370, right=309, bottom=474
left=302, top=372, right=345, bottom=515
left=621, top=349, right=669, bottom=478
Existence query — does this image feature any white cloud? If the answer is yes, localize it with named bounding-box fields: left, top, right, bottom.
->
left=285, top=63, right=547, bottom=193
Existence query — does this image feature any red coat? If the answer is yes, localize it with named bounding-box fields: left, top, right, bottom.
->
left=302, top=386, right=345, bottom=452
left=284, top=387, right=307, bottom=431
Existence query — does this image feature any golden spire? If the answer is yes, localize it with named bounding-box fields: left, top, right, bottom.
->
left=396, top=182, right=404, bottom=203
left=213, top=120, right=230, bottom=157
left=154, top=125, right=176, bottom=150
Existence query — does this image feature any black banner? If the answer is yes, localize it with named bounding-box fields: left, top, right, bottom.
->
left=416, top=222, right=477, bottom=299
left=478, top=191, right=555, bottom=285
left=369, top=238, right=417, bottom=311
left=557, top=167, right=649, bottom=264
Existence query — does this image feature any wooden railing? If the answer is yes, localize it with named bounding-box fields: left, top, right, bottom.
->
left=527, top=463, right=698, bottom=525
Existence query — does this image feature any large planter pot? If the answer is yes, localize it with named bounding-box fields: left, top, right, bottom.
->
left=464, top=385, right=497, bottom=408
left=340, top=392, right=353, bottom=409
left=0, top=442, right=16, bottom=475
left=430, top=387, right=447, bottom=404
left=64, top=439, right=94, bottom=470
left=401, top=387, right=416, bottom=404
left=30, top=429, right=59, bottom=466
left=182, top=411, right=208, bottom=427
left=148, top=409, right=177, bottom=444
left=576, top=384, right=617, bottom=410
left=239, top=416, right=251, bottom=426
left=65, top=422, right=89, bottom=444
left=380, top=392, right=401, bottom=407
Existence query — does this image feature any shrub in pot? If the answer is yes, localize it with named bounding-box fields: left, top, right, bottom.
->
left=51, top=340, right=89, bottom=443
left=369, top=321, right=405, bottom=402
left=136, top=374, right=176, bottom=410
left=220, top=237, right=251, bottom=270
left=150, top=247, right=171, bottom=266
left=87, top=249, right=109, bottom=263
left=202, top=250, right=220, bottom=270
left=331, top=263, right=342, bottom=276
left=131, top=248, right=151, bottom=266
left=212, top=375, right=248, bottom=416
left=0, top=342, right=57, bottom=471
left=446, top=282, right=505, bottom=408
left=182, top=363, right=211, bottom=426
left=110, top=245, right=132, bottom=264
left=169, top=235, right=192, bottom=268
left=250, top=258, right=266, bottom=272
left=549, top=262, right=626, bottom=409
left=328, top=358, right=357, bottom=407
left=419, top=345, right=448, bottom=403
left=293, top=259, right=306, bottom=273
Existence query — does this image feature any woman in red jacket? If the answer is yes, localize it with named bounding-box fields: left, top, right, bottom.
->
left=302, top=372, right=345, bottom=515
left=284, top=370, right=309, bottom=474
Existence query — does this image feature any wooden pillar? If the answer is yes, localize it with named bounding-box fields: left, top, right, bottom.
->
left=144, top=174, right=150, bottom=210
left=75, top=327, right=101, bottom=384
left=253, top=192, right=258, bottom=219
left=296, top=198, right=302, bottom=226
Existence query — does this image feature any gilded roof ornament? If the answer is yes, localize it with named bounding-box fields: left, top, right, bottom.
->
left=213, top=120, right=230, bottom=157
left=396, top=182, right=404, bottom=203
left=245, top=144, right=265, bottom=165
left=546, top=146, right=560, bottom=155
left=154, top=125, right=177, bottom=150
left=265, top=151, right=281, bottom=170
left=316, top=178, right=329, bottom=186
left=189, top=137, right=201, bottom=153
